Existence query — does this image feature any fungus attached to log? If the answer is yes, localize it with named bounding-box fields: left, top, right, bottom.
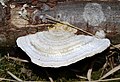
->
left=16, top=23, right=110, bottom=68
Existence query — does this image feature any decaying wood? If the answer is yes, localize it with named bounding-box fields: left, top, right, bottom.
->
left=0, top=1, right=120, bottom=47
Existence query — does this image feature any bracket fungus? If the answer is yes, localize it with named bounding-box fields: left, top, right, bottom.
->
left=16, top=23, right=110, bottom=68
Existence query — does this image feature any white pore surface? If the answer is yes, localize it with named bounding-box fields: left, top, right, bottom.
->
left=17, top=30, right=110, bottom=68
left=83, top=3, right=106, bottom=26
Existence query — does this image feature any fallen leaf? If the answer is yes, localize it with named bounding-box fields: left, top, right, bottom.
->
left=87, top=68, right=92, bottom=81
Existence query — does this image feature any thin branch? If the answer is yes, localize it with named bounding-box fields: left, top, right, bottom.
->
left=99, top=65, right=120, bottom=80
left=23, top=81, right=50, bottom=82
left=0, top=78, right=49, bottom=82
left=111, top=44, right=120, bottom=51
left=107, top=52, right=116, bottom=58
left=49, top=77, right=54, bottom=82
left=100, top=62, right=108, bottom=77
left=76, top=75, right=87, bottom=80
left=80, top=78, right=120, bottom=82
left=0, top=78, right=17, bottom=82
left=114, top=44, right=120, bottom=49
left=46, top=14, right=93, bottom=36
left=7, top=71, right=23, bottom=82
left=0, top=57, right=5, bottom=61
left=6, top=56, right=29, bottom=63
left=96, top=78, right=120, bottom=82
left=25, top=24, right=53, bottom=28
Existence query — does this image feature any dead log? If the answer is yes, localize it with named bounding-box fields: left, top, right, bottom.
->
left=0, top=1, right=120, bottom=47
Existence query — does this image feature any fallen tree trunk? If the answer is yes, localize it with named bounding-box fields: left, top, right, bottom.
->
left=0, top=23, right=52, bottom=47
left=0, top=1, right=120, bottom=47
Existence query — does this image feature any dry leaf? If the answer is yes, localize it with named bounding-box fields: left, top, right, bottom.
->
left=76, top=75, right=87, bottom=79
left=87, top=68, right=92, bottom=81
left=49, top=77, right=54, bottom=82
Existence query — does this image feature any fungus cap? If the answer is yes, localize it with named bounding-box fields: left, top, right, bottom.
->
left=16, top=24, right=110, bottom=68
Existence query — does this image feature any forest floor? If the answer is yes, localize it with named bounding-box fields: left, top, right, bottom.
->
left=0, top=4, right=120, bottom=82
left=0, top=44, right=120, bottom=82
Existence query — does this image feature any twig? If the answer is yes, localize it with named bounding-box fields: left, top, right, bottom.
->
left=7, top=71, right=23, bottom=82
left=114, top=44, right=120, bottom=49
left=0, top=78, right=49, bottom=82
left=100, top=60, right=108, bottom=77
left=0, top=57, right=5, bottom=61
left=23, top=81, right=50, bottom=82
left=99, top=65, right=120, bottom=80
left=96, top=78, right=120, bottom=82
left=107, top=52, right=116, bottom=58
left=49, top=77, right=54, bottom=82
left=45, top=14, right=93, bottom=36
left=76, top=75, right=87, bottom=80
left=6, top=56, right=29, bottom=63
left=25, top=24, right=53, bottom=28
left=111, top=44, right=120, bottom=51
left=80, top=77, right=120, bottom=82
left=0, top=78, right=17, bottom=82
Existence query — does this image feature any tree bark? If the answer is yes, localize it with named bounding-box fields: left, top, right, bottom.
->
left=0, top=1, right=120, bottom=47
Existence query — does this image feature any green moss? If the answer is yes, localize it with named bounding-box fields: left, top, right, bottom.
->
left=91, top=70, right=102, bottom=80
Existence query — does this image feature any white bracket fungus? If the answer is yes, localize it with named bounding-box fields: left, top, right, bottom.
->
left=16, top=23, right=110, bottom=68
